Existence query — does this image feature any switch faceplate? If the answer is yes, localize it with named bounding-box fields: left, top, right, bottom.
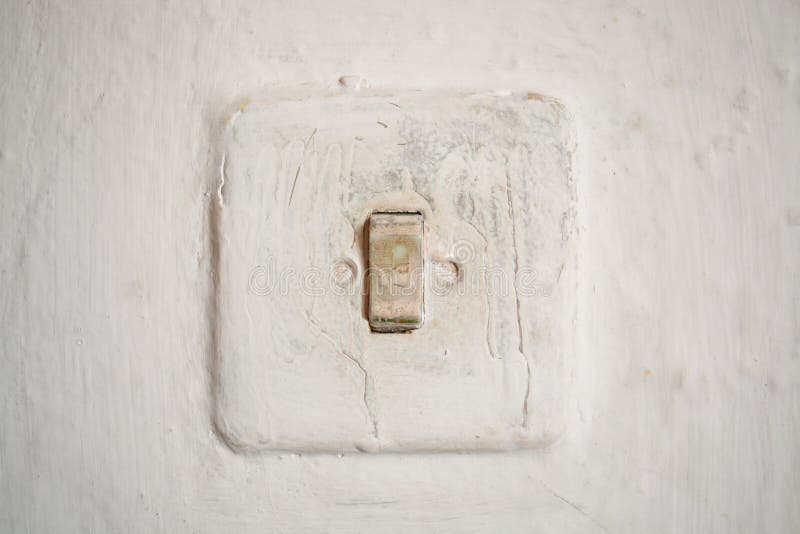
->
left=368, top=212, right=424, bottom=332
left=214, top=90, right=576, bottom=453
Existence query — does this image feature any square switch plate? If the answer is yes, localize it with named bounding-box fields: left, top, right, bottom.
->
left=213, top=90, right=576, bottom=453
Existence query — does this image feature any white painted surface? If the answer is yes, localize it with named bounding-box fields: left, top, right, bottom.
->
left=216, top=93, right=575, bottom=453
left=1, top=1, right=798, bottom=532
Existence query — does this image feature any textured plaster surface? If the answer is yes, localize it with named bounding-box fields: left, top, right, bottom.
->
left=1, top=0, right=799, bottom=532
left=215, top=93, right=575, bottom=452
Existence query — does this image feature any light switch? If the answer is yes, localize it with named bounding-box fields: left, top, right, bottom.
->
left=367, top=212, right=424, bottom=332
left=216, top=92, right=575, bottom=452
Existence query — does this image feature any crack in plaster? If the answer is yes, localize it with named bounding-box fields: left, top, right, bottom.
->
left=303, top=311, right=379, bottom=441
left=541, top=483, right=611, bottom=533
left=504, top=161, right=530, bottom=427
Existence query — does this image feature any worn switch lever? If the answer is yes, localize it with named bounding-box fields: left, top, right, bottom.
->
left=367, top=212, right=424, bottom=332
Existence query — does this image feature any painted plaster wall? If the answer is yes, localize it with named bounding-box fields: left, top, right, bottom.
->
left=1, top=0, right=798, bottom=532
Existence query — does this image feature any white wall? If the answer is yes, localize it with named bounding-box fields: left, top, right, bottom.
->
left=1, top=1, right=798, bottom=532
